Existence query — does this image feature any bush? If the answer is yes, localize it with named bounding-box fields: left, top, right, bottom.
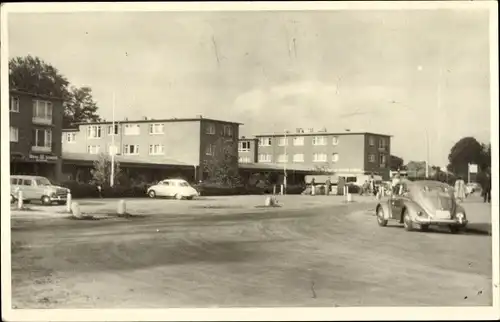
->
left=58, top=181, right=148, bottom=198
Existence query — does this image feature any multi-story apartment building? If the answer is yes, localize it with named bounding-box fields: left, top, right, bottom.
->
left=9, top=89, right=65, bottom=181
left=62, top=116, right=240, bottom=181
left=237, top=137, right=259, bottom=164
left=251, top=128, right=392, bottom=179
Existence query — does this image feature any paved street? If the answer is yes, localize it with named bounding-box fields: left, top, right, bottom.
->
left=10, top=195, right=493, bottom=308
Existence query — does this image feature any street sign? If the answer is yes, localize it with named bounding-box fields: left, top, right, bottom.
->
left=468, top=163, right=478, bottom=174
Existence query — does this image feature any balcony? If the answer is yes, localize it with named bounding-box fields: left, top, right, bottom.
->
left=31, top=146, right=52, bottom=153
left=32, top=117, right=53, bottom=126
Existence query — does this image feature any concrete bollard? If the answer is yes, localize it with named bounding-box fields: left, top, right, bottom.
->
left=272, top=185, right=276, bottom=195
left=265, top=196, right=272, bottom=207
left=280, top=184, right=284, bottom=195
left=17, top=191, right=23, bottom=209
left=66, top=192, right=72, bottom=213
left=311, top=185, right=316, bottom=196
left=71, top=201, right=81, bottom=218
left=347, top=193, right=353, bottom=202
left=117, top=199, right=126, bottom=215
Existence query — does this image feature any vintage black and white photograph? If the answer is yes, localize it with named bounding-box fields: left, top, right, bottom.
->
left=1, top=1, right=498, bottom=321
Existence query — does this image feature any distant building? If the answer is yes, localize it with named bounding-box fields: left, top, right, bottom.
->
left=241, top=128, right=392, bottom=180
left=237, top=137, right=259, bottom=163
left=61, top=116, right=241, bottom=182
left=9, top=89, right=65, bottom=182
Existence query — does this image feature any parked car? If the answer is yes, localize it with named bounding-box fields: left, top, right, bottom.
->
left=375, top=179, right=468, bottom=233
left=146, top=178, right=199, bottom=200
left=10, top=175, right=70, bottom=205
left=466, top=182, right=481, bottom=195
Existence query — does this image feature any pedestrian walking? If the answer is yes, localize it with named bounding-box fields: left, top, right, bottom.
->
left=454, top=176, right=466, bottom=202
left=325, top=177, right=331, bottom=196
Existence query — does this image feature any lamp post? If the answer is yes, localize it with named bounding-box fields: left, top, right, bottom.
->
left=284, top=129, right=288, bottom=194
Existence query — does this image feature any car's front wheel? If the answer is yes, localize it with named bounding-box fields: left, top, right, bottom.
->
left=403, top=210, right=413, bottom=231
left=376, top=207, right=388, bottom=227
left=41, top=195, right=52, bottom=205
left=148, top=190, right=156, bottom=198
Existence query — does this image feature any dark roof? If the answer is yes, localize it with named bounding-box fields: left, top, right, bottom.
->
left=239, top=137, right=259, bottom=141
left=254, top=131, right=393, bottom=138
left=10, top=89, right=65, bottom=101
left=62, top=128, right=79, bottom=132
left=72, top=117, right=243, bottom=126
left=238, top=162, right=332, bottom=173
left=62, top=152, right=194, bottom=167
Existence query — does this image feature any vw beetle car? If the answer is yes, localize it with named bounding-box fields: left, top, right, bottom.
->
left=375, top=179, right=468, bottom=233
left=147, top=178, right=199, bottom=200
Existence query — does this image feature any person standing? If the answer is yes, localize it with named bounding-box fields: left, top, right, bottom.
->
left=482, top=169, right=491, bottom=203
left=325, top=177, right=331, bottom=196
left=311, top=178, right=316, bottom=196
left=391, top=172, right=401, bottom=195
left=454, top=176, right=466, bottom=202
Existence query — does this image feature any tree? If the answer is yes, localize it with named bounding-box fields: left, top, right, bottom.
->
left=9, top=55, right=70, bottom=98
left=447, top=137, right=484, bottom=178
left=90, top=153, right=122, bottom=187
left=390, top=155, right=404, bottom=171
left=478, top=143, right=491, bottom=171
left=406, top=161, right=427, bottom=178
left=64, top=86, right=101, bottom=128
left=9, top=55, right=101, bottom=127
left=203, top=140, right=240, bottom=186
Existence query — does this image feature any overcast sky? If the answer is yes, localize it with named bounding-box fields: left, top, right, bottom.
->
left=8, top=8, right=492, bottom=167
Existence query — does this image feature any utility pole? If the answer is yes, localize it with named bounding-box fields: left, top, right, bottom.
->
left=110, top=92, right=116, bottom=187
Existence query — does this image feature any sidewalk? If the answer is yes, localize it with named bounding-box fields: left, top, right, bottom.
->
left=10, top=194, right=379, bottom=219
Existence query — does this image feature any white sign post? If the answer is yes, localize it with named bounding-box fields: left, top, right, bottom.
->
left=468, top=163, right=478, bottom=183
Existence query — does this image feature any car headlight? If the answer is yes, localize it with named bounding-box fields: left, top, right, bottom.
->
left=417, top=211, right=424, bottom=217
left=456, top=213, right=465, bottom=219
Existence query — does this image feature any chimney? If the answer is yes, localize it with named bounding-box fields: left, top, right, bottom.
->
left=320, top=127, right=327, bottom=132
left=308, top=128, right=314, bottom=133
left=296, top=128, right=304, bottom=133
left=241, top=136, right=246, bottom=139
left=143, top=116, right=147, bottom=120
left=125, top=117, right=128, bottom=121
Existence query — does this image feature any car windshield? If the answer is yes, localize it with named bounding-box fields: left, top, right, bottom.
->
left=36, top=178, right=52, bottom=186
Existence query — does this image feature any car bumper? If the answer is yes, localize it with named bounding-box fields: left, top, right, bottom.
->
left=50, top=195, right=68, bottom=202
left=414, top=217, right=468, bottom=226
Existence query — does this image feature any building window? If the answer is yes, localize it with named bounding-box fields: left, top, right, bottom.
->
left=87, top=125, right=102, bottom=139
left=124, top=144, right=139, bottom=155
left=10, top=127, right=19, bottom=142
left=239, top=156, right=251, bottom=163
left=258, top=153, right=272, bottom=163
left=293, top=136, right=304, bottom=146
left=10, top=96, right=20, bottom=112
left=259, top=137, right=272, bottom=146
left=223, top=125, right=233, bottom=137
left=313, top=153, right=327, bottom=162
left=368, top=154, right=376, bottom=162
left=369, top=136, right=375, bottom=146
left=107, top=124, right=119, bottom=135
left=206, top=123, right=216, bottom=135
left=277, top=137, right=288, bottom=146
left=87, top=145, right=100, bottom=154
left=205, top=144, right=215, bottom=156
left=332, top=136, right=339, bottom=145
left=312, top=136, right=327, bottom=146
left=293, top=154, right=304, bottom=163
left=65, top=132, right=76, bottom=143
left=332, top=153, right=339, bottom=163
left=149, top=144, right=165, bottom=155
left=32, top=100, right=53, bottom=124
left=32, top=128, right=52, bottom=148
left=124, top=124, right=140, bottom=136
left=380, top=154, right=387, bottom=167
left=277, top=154, right=288, bottom=163
left=238, top=141, right=251, bottom=152
left=379, top=138, right=387, bottom=150
left=149, top=123, right=164, bottom=135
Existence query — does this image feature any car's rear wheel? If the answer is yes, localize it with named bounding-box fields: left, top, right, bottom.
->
left=376, top=207, right=388, bottom=227
left=420, top=224, right=429, bottom=232
left=403, top=210, right=413, bottom=231
left=41, top=195, right=51, bottom=205
left=148, top=190, right=156, bottom=198
left=174, top=194, right=183, bottom=200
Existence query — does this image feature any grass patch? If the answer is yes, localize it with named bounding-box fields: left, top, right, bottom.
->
left=254, top=204, right=282, bottom=208
left=191, top=205, right=244, bottom=209
left=11, top=205, right=35, bottom=212
left=65, top=214, right=101, bottom=221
